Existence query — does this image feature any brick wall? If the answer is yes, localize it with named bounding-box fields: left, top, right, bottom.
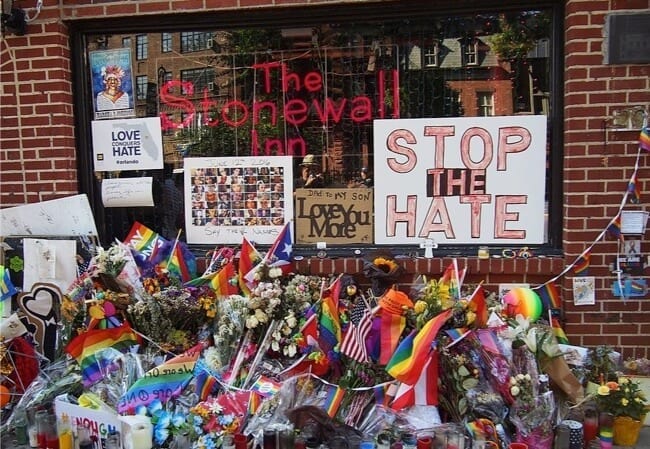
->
left=564, top=0, right=650, bottom=358
left=1, top=0, right=649, bottom=358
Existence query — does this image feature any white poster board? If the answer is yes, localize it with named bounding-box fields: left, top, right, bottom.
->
left=184, top=156, right=294, bottom=244
left=22, top=238, right=78, bottom=292
left=373, top=116, right=547, bottom=244
left=91, top=117, right=164, bottom=172
left=0, top=194, right=98, bottom=237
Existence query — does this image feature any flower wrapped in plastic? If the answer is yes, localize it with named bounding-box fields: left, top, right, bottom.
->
left=437, top=340, right=482, bottom=422
left=213, top=295, right=249, bottom=374
left=189, top=389, right=251, bottom=448
left=509, top=371, right=556, bottom=449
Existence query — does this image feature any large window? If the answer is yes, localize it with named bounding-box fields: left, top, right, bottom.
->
left=75, top=4, right=563, bottom=251
left=135, top=34, right=148, bottom=60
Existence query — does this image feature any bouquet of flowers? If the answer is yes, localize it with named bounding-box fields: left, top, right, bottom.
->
left=509, top=373, right=556, bottom=449
left=595, top=377, right=648, bottom=421
left=189, top=390, right=251, bottom=448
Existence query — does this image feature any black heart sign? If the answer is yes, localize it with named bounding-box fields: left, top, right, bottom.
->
left=17, top=282, right=61, bottom=362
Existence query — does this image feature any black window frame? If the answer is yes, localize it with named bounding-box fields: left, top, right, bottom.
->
left=69, top=0, right=565, bottom=256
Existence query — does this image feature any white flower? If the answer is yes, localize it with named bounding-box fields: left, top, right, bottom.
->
left=246, top=315, right=259, bottom=329
left=255, top=308, right=268, bottom=323
left=510, top=385, right=520, bottom=396
left=271, top=340, right=280, bottom=352
left=285, top=313, right=297, bottom=328
left=269, top=267, right=283, bottom=278
left=283, top=343, right=297, bottom=357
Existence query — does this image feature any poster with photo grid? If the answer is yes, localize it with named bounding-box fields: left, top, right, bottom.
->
left=184, top=156, right=293, bottom=244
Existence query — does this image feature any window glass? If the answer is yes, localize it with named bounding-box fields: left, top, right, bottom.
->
left=83, top=8, right=558, bottom=247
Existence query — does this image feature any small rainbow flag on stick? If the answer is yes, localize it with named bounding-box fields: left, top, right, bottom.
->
left=65, top=323, right=141, bottom=387
left=628, top=172, right=641, bottom=203
left=536, top=282, right=562, bottom=311
left=386, top=309, right=452, bottom=385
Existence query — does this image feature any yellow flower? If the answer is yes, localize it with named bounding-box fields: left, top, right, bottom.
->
left=414, top=300, right=428, bottom=314
left=597, top=385, right=611, bottom=396
left=373, top=257, right=398, bottom=273
left=621, top=398, right=629, bottom=406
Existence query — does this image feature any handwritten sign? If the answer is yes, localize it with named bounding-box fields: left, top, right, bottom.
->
left=295, top=188, right=373, bottom=244
left=55, top=398, right=121, bottom=449
left=101, top=177, right=154, bottom=208
left=373, top=115, right=547, bottom=245
left=91, top=117, right=163, bottom=172
left=184, top=156, right=294, bottom=244
left=0, top=194, right=98, bottom=237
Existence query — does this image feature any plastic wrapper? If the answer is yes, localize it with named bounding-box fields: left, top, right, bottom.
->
left=509, top=390, right=556, bottom=444
left=1, top=359, right=82, bottom=432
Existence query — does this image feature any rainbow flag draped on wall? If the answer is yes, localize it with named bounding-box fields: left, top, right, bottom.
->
left=65, top=323, right=141, bottom=387
left=573, top=251, right=591, bottom=276
left=386, top=309, right=452, bottom=385
left=118, top=344, right=202, bottom=413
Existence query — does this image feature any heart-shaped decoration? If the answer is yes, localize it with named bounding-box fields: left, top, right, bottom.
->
left=17, top=282, right=61, bottom=362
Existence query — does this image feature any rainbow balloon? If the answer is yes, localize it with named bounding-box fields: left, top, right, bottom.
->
left=503, top=287, right=542, bottom=322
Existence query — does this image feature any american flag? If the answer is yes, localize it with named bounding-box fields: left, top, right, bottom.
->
left=340, top=302, right=373, bottom=363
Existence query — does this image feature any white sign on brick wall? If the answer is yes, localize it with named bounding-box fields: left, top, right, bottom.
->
left=373, top=115, right=547, bottom=245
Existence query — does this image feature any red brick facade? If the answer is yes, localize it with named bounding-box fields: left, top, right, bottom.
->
left=1, top=0, right=649, bottom=358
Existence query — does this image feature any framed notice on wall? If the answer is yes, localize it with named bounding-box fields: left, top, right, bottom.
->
left=184, top=156, right=294, bottom=244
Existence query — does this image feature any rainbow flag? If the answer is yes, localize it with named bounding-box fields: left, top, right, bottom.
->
left=65, top=323, right=141, bottom=387
left=167, top=242, right=192, bottom=282
left=549, top=310, right=569, bottom=344
left=186, top=261, right=238, bottom=297
left=238, top=237, right=261, bottom=296
left=318, top=278, right=342, bottom=353
left=628, top=172, right=641, bottom=203
left=390, top=350, right=439, bottom=410
left=441, top=260, right=465, bottom=300
left=379, top=311, right=406, bottom=365
left=386, top=309, right=452, bottom=385
left=193, top=360, right=218, bottom=401
left=323, top=385, right=346, bottom=417
left=118, top=344, right=202, bottom=413
left=468, top=284, right=488, bottom=328
left=573, top=250, right=591, bottom=276
left=537, top=282, right=561, bottom=310
left=639, top=126, right=650, bottom=152
left=607, top=214, right=623, bottom=241
left=124, top=221, right=164, bottom=258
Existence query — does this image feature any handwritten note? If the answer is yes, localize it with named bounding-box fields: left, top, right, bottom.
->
left=101, top=177, right=154, bottom=208
left=0, top=194, right=98, bottom=237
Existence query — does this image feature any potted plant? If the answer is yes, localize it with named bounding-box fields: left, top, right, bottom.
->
left=594, top=377, right=649, bottom=446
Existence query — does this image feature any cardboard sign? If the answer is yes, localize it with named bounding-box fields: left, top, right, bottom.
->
left=295, top=188, right=373, bottom=244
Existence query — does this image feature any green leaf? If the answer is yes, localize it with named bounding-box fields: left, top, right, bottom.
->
left=462, top=377, right=479, bottom=390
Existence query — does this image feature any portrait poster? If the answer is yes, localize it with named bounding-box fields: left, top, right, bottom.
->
left=373, top=115, right=547, bottom=245
left=184, top=156, right=294, bottom=244
left=89, top=48, right=136, bottom=120
left=295, top=188, right=373, bottom=244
